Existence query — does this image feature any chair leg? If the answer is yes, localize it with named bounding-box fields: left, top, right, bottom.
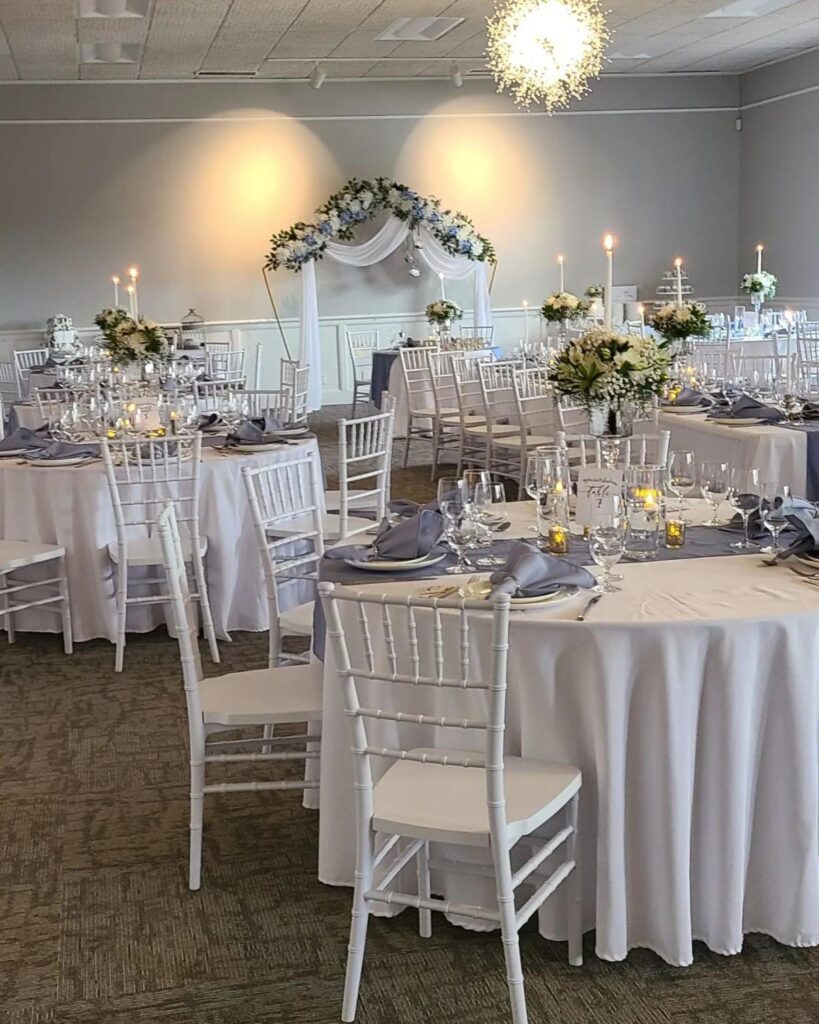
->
left=189, top=753, right=205, bottom=890
left=566, top=793, right=583, bottom=966
left=114, top=565, right=128, bottom=673
left=430, top=420, right=440, bottom=481
left=403, top=422, right=412, bottom=468
left=57, top=556, right=73, bottom=655
left=495, top=850, right=528, bottom=1024
left=417, top=840, right=432, bottom=939
left=0, top=571, right=14, bottom=643
left=192, top=553, right=220, bottom=664
left=342, top=829, right=374, bottom=1022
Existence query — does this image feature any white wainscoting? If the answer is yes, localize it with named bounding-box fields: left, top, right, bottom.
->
left=2, top=297, right=817, bottom=406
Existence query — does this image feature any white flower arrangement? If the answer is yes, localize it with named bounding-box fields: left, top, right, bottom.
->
left=94, top=307, right=167, bottom=365
left=584, top=284, right=604, bottom=299
left=549, top=328, right=671, bottom=408
left=650, top=301, right=711, bottom=344
left=266, top=177, right=494, bottom=273
left=540, top=291, right=590, bottom=324
left=425, top=300, right=463, bottom=326
left=741, top=271, right=777, bottom=300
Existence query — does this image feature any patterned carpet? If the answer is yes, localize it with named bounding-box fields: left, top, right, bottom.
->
left=1, top=407, right=817, bottom=1024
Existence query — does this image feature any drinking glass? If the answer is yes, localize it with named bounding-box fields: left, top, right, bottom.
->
left=437, top=477, right=466, bottom=512
left=473, top=480, right=506, bottom=523
left=461, top=469, right=491, bottom=504
left=759, top=482, right=792, bottom=556
left=727, top=467, right=761, bottom=550
left=441, top=502, right=473, bottom=574
left=700, top=461, right=730, bottom=526
left=667, top=450, right=696, bottom=515
left=589, top=501, right=625, bottom=593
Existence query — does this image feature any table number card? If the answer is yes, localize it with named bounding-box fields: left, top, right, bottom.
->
left=575, top=467, right=624, bottom=527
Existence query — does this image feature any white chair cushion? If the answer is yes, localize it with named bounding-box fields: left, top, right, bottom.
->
left=0, top=540, right=65, bottom=571
left=372, top=748, right=581, bottom=849
left=280, top=600, right=314, bottom=636
left=268, top=512, right=374, bottom=542
left=200, top=662, right=322, bottom=727
left=463, top=423, right=519, bottom=437
left=324, top=489, right=378, bottom=512
left=108, top=533, right=207, bottom=566
left=492, top=434, right=558, bottom=449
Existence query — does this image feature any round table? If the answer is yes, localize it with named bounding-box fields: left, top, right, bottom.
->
left=0, top=437, right=321, bottom=642
left=317, top=501, right=819, bottom=966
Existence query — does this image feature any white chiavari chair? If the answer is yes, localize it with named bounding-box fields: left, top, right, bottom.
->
left=157, top=502, right=322, bottom=891
left=691, top=341, right=734, bottom=382
left=624, top=320, right=644, bottom=337
left=731, top=346, right=782, bottom=387
left=0, top=362, right=18, bottom=410
left=346, top=329, right=380, bottom=418
left=398, top=346, right=439, bottom=469
left=456, top=324, right=495, bottom=343
left=242, top=451, right=324, bottom=666
left=240, top=389, right=289, bottom=421
left=796, top=322, right=819, bottom=390
left=425, top=350, right=468, bottom=480
left=490, top=367, right=564, bottom=487
left=0, top=540, right=73, bottom=653
left=34, top=387, right=72, bottom=427
left=324, top=396, right=396, bottom=531
left=102, top=434, right=219, bottom=672
left=464, top=361, right=522, bottom=472
left=450, top=352, right=495, bottom=470
left=206, top=348, right=246, bottom=381
left=320, top=583, right=582, bottom=1024
left=280, top=359, right=310, bottom=424
left=194, top=378, right=246, bottom=413
left=0, top=396, right=4, bottom=440
left=13, top=348, right=49, bottom=398
left=557, top=429, right=671, bottom=477
left=204, top=339, right=231, bottom=355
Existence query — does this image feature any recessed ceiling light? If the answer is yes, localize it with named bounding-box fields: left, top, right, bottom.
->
left=80, top=42, right=141, bottom=63
left=377, top=17, right=464, bottom=42
left=77, top=0, right=150, bottom=18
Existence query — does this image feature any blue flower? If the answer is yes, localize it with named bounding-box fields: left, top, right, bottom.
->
left=340, top=211, right=352, bottom=223
left=318, top=220, right=332, bottom=235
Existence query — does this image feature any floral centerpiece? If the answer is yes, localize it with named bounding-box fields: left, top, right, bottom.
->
left=549, top=328, right=671, bottom=438
left=741, top=271, right=778, bottom=302
left=425, top=300, right=463, bottom=327
left=540, top=292, right=590, bottom=323
left=584, top=284, right=604, bottom=299
left=94, top=307, right=168, bottom=365
left=266, top=177, right=494, bottom=272
left=650, top=301, right=711, bottom=348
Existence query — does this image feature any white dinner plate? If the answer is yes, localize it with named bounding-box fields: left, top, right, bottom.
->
left=270, top=426, right=310, bottom=438
left=24, top=455, right=97, bottom=467
left=346, top=552, right=446, bottom=572
left=462, top=578, right=582, bottom=608
left=231, top=441, right=286, bottom=453
left=710, top=417, right=771, bottom=428
left=0, top=448, right=28, bottom=457
left=662, top=405, right=709, bottom=415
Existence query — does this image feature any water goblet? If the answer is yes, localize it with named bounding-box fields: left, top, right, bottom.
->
left=727, top=467, right=761, bottom=550
left=759, top=482, right=792, bottom=556
left=700, top=461, right=730, bottom=526
left=441, top=501, right=473, bottom=574
left=589, top=501, right=625, bottom=593
left=437, top=477, right=467, bottom=510
left=667, top=450, right=696, bottom=516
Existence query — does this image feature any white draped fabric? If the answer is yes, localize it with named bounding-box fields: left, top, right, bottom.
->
left=298, top=216, right=493, bottom=411
left=318, top=501, right=819, bottom=966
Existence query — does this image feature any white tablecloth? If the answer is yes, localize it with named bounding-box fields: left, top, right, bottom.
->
left=658, top=411, right=807, bottom=493
left=0, top=438, right=321, bottom=642
left=318, top=504, right=819, bottom=966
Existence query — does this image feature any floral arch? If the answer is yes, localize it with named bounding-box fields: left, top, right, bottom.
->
left=264, top=178, right=496, bottom=410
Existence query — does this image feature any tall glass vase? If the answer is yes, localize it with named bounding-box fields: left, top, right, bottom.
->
left=589, top=401, right=636, bottom=469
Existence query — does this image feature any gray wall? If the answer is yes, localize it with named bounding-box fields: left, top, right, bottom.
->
left=739, top=52, right=819, bottom=298
left=0, top=76, right=741, bottom=331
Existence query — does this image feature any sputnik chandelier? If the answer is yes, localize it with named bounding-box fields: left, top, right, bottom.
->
left=486, top=0, right=610, bottom=111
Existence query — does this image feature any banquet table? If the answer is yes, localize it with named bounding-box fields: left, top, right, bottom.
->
left=658, top=409, right=812, bottom=496
left=317, top=500, right=819, bottom=966
left=0, top=437, right=321, bottom=642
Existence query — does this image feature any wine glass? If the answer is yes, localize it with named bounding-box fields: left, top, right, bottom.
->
left=437, top=477, right=466, bottom=512
left=727, top=467, right=761, bottom=550
left=589, top=500, right=625, bottom=593
left=667, top=450, right=696, bottom=516
left=759, top=482, right=792, bottom=556
left=700, top=461, right=730, bottom=526
left=441, top=501, right=473, bottom=574
left=461, top=469, right=491, bottom=504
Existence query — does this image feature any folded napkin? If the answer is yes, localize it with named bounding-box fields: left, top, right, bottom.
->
left=662, top=387, right=712, bottom=408
left=22, top=441, right=99, bottom=461
left=777, top=510, right=819, bottom=560
left=388, top=497, right=439, bottom=518
left=489, top=541, right=596, bottom=598
left=325, top=509, right=445, bottom=563
left=799, top=401, right=819, bottom=420
left=0, top=426, right=51, bottom=451
left=708, top=395, right=783, bottom=422
left=225, top=420, right=277, bottom=446
left=197, top=412, right=222, bottom=430
left=723, top=495, right=815, bottom=536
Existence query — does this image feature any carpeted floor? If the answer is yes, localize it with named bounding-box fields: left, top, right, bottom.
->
left=1, top=407, right=817, bottom=1024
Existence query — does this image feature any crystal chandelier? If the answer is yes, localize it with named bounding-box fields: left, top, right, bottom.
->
left=486, top=0, right=609, bottom=111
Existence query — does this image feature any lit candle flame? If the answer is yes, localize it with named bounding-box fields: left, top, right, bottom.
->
left=603, top=234, right=614, bottom=251
left=111, top=275, right=120, bottom=285
left=128, top=266, right=139, bottom=281
left=674, top=257, right=682, bottom=269
left=557, top=254, right=564, bottom=264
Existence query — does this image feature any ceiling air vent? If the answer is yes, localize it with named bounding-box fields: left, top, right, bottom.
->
left=81, top=42, right=141, bottom=63
left=77, top=0, right=150, bottom=18
left=377, top=17, right=464, bottom=42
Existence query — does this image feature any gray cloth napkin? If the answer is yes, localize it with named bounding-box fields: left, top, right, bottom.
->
left=800, top=401, right=819, bottom=420
left=0, top=427, right=51, bottom=451
left=662, top=387, right=712, bottom=408
left=490, top=540, right=596, bottom=598
left=197, top=412, right=222, bottom=430
left=388, top=497, right=439, bottom=518
left=708, top=395, right=783, bottom=422
left=22, top=441, right=99, bottom=461
left=777, top=511, right=819, bottom=560
left=325, top=509, right=445, bottom=563
left=723, top=495, right=815, bottom=537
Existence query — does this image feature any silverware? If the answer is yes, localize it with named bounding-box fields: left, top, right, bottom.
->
left=787, top=564, right=819, bottom=579
left=576, top=592, right=604, bottom=621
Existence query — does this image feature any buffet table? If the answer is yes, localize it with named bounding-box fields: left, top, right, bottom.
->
left=317, top=501, right=819, bottom=967
left=0, top=437, right=321, bottom=642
